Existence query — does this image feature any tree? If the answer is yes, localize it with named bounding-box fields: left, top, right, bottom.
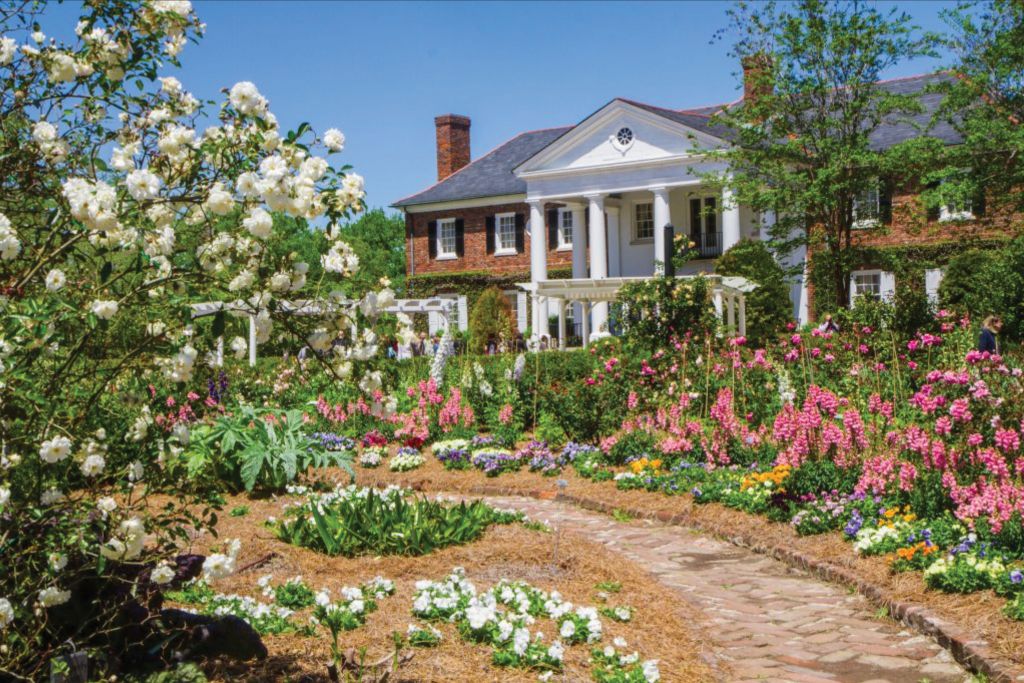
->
left=704, top=0, right=939, bottom=310
left=337, top=208, right=407, bottom=295
left=929, top=0, right=1024, bottom=217
left=0, top=1, right=409, bottom=677
left=715, top=240, right=792, bottom=345
left=468, top=287, right=516, bottom=353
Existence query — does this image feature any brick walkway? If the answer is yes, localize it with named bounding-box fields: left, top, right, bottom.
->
left=481, top=495, right=973, bottom=683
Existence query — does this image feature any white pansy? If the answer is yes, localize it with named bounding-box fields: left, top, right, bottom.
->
left=126, top=169, right=161, bottom=200
left=39, top=436, right=72, bottom=464
left=0, top=598, right=12, bottom=628
left=642, top=660, right=661, bottom=682
left=323, top=128, right=345, bottom=152
left=38, top=587, right=71, bottom=607
left=546, top=640, right=564, bottom=662
left=559, top=619, right=575, bottom=639
left=90, top=299, right=119, bottom=320
left=44, top=269, right=66, bottom=291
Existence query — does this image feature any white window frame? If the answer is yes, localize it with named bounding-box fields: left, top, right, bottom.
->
left=557, top=208, right=574, bottom=251
left=852, top=185, right=881, bottom=229
left=634, top=202, right=655, bottom=243
left=850, top=270, right=882, bottom=301
left=436, top=217, right=457, bottom=260
left=495, top=212, right=518, bottom=256
left=939, top=196, right=974, bottom=222
left=849, top=269, right=895, bottom=307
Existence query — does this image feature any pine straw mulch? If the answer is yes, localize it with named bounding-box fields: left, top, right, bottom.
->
left=333, top=457, right=1024, bottom=669
left=183, top=492, right=717, bottom=682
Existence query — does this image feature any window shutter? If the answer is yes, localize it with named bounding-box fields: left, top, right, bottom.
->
left=973, top=187, right=986, bottom=217
left=515, top=213, right=525, bottom=253
left=925, top=181, right=941, bottom=222
left=427, top=220, right=437, bottom=259
left=485, top=216, right=495, bottom=255
left=879, top=180, right=894, bottom=224
left=689, top=198, right=702, bottom=240
left=547, top=208, right=559, bottom=249
left=455, top=218, right=465, bottom=257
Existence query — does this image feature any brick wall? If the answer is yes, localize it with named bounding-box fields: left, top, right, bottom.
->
left=405, top=201, right=575, bottom=277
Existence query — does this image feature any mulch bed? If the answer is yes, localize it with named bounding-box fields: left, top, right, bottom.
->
left=334, top=457, right=1024, bottom=681
left=185, top=492, right=717, bottom=682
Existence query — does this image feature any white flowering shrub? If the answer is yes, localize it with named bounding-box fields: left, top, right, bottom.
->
left=0, top=1, right=408, bottom=677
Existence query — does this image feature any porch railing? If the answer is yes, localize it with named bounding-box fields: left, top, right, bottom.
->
left=689, top=230, right=723, bottom=259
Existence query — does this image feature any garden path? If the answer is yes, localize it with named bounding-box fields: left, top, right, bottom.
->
left=477, top=494, right=973, bottom=683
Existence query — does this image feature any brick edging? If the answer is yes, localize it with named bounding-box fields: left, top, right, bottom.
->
left=461, top=483, right=1024, bottom=683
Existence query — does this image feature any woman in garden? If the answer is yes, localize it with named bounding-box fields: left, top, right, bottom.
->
left=817, top=313, right=840, bottom=334
left=978, top=315, right=1002, bottom=354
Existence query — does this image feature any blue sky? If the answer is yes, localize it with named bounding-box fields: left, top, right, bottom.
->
left=44, top=1, right=959, bottom=211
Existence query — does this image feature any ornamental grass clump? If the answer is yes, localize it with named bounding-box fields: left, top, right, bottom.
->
left=273, top=485, right=522, bottom=556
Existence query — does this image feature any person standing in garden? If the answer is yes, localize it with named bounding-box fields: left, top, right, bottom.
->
left=817, top=314, right=840, bottom=334
left=978, top=315, right=1002, bottom=354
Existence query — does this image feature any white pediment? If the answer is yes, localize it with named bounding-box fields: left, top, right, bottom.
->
left=515, top=100, right=724, bottom=177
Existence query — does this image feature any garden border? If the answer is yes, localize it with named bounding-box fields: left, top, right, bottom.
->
left=456, top=483, right=1024, bottom=683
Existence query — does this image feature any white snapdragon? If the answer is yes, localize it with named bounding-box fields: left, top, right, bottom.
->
left=39, top=436, right=72, bottom=464
left=45, top=269, right=66, bottom=291
left=38, top=587, right=71, bottom=608
left=323, top=128, right=345, bottom=152
left=90, top=299, right=119, bottom=320
left=126, top=169, right=161, bottom=200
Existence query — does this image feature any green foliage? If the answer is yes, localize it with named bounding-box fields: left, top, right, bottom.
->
left=715, top=239, right=792, bottom=344
left=939, top=239, right=1024, bottom=342
left=606, top=431, right=657, bottom=466
left=187, top=406, right=353, bottom=492
left=468, top=287, right=517, bottom=354
left=273, top=485, right=523, bottom=557
left=335, top=208, right=407, bottom=295
left=616, top=275, right=716, bottom=351
left=705, top=0, right=940, bottom=311
left=785, top=460, right=859, bottom=498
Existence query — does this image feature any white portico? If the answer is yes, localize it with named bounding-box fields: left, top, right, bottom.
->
left=514, top=98, right=756, bottom=339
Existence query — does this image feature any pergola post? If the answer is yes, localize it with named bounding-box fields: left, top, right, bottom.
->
left=216, top=336, right=224, bottom=367
left=248, top=314, right=257, bottom=367
left=726, top=294, right=736, bottom=335
left=581, top=301, right=591, bottom=348
left=557, top=299, right=566, bottom=349
left=738, top=294, right=747, bottom=337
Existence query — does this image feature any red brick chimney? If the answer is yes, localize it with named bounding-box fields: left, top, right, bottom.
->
left=741, top=54, right=772, bottom=107
left=435, top=114, right=471, bottom=181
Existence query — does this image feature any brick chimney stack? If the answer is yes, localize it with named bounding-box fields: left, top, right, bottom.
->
left=435, top=114, right=471, bottom=181
left=741, top=54, right=773, bottom=107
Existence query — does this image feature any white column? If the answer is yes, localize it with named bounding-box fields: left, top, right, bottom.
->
left=528, top=200, right=548, bottom=339
left=570, top=205, right=587, bottom=330
left=248, top=314, right=257, bottom=367
left=606, top=205, right=621, bottom=277
left=652, top=186, right=670, bottom=275
left=586, top=194, right=608, bottom=334
left=722, top=182, right=741, bottom=253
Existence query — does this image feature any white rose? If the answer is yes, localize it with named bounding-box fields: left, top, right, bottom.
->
left=242, top=208, right=273, bottom=239
left=0, top=598, right=13, bottom=628
left=323, top=128, right=345, bottom=152
left=126, top=169, right=161, bottom=200
left=151, top=562, right=176, bottom=585
left=0, top=487, right=8, bottom=506
left=38, top=587, right=71, bottom=607
left=96, top=496, right=117, bottom=516
left=80, top=454, right=105, bottom=477
left=32, top=120, right=57, bottom=144
left=44, top=269, right=66, bottom=291
left=90, top=299, right=119, bottom=320
left=39, top=436, right=72, bottom=463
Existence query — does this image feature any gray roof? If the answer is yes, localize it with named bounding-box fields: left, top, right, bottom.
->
left=393, top=126, right=571, bottom=207
left=394, top=72, right=959, bottom=209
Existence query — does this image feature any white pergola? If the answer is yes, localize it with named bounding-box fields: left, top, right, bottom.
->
left=518, top=274, right=757, bottom=349
left=190, top=297, right=460, bottom=366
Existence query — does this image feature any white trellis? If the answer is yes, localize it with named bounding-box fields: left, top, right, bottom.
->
left=519, top=274, right=758, bottom=349
left=190, top=297, right=461, bottom=367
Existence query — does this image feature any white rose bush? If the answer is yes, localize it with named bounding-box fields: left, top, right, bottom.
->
left=0, top=1, right=408, bottom=677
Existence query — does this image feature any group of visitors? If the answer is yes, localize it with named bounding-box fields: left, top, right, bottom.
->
left=818, top=310, right=1005, bottom=355
left=385, top=332, right=456, bottom=360
left=482, top=333, right=557, bottom=355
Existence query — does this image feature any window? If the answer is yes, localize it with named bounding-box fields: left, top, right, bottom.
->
left=437, top=218, right=457, bottom=258
left=558, top=209, right=573, bottom=249
left=689, top=196, right=720, bottom=257
left=616, top=127, right=633, bottom=145
left=851, top=271, right=882, bottom=299
left=939, top=191, right=974, bottom=222
left=495, top=213, right=517, bottom=255
left=634, top=202, right=654, bottom=241
left=852, top=185, right=880, bottom=227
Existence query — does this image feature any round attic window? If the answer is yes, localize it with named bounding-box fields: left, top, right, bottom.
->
left=615, top=127, right=634, bottom=146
